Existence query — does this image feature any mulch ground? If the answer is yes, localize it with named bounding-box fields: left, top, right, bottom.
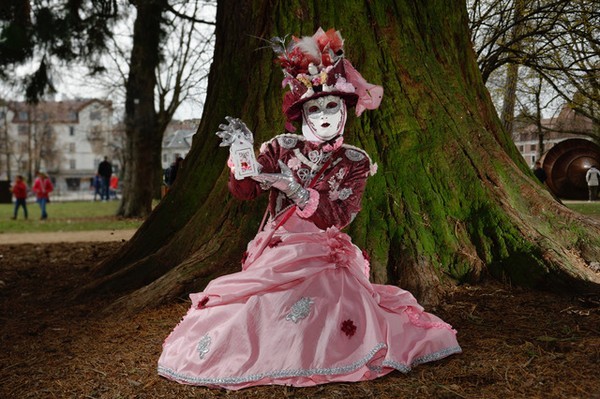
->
left=0, top=242, right=598, bottom=399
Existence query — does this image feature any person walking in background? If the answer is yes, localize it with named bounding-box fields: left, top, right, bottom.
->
left=32, top=171, right=53, bottom=220
left=533, top=161, right=546, bottom=184
left=10, top=175, right=28, bottom=220
left=164, top=156, right=184, bottom=194
left=91, top=173, right=102, bottom=201
left=586, top=165, right=600, bottom=202
left=97, top=156, right=113, bottom=201
left=109, top=173, right=119, bottom=200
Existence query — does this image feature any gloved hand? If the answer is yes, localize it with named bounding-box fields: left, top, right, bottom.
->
left=216, top=116, right=254, bottom=147
left=252, top=160, right=310, bottom=208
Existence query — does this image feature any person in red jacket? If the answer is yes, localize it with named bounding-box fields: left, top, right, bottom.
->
left=10, top=175, right=28, bottom=220
left=32, top=171, right=53, bottom=220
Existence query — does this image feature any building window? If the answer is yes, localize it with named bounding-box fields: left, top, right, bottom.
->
left=69, top=126, right=75, bottom=136
left=90, top=110, right=102, bottom=120
left=531, top=156, right=536, bottom=164
left=69, top=159, right=76, bottom=169
left=69, top=143, right=76, bottom=153
left=518, top=145, right=524, bottom=152
left=18, top=125, right=28, bottom=135
left=0, top=111, right=5, bottom=118
left=19, top=111, right=28, bottom=120
left=530, top=144, right=537, bottom=151
left=69, top=111, right=78, bottom=120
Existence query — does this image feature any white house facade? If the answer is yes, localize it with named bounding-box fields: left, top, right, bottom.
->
left=0, top=99, right=115, bottom=193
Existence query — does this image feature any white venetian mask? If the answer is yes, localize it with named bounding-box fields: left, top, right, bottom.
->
left=301, top=95, right=347, bottom=142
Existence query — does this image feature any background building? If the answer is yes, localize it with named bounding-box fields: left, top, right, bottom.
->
left=0, top=99, right=114, bottom=193
left=161, top=119, right=199, bottom=169
left=511, top=105, right=600, bottom=199
left=512, top=106, right=596, bottom=167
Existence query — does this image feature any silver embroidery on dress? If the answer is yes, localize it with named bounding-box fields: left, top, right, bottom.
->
left=345, top=149, right=365, bottom=162
left=158, top=343, right=388, bottom=385
left=328, top=168, right=352, bottom=201
left=196, top=334, right=212, bottom=359
left=158, top=344, right=462, bottom=386
left=308, top=150, right=323, bottom=164
left=277, top=136, right=298, bottom=149
left=294, top=149, right=319, bottom=171
left=338, top=188, right=353, bottom=200
left=285, top=297, right=314, bottom=323
left=297, top=168, right=316, bottom=183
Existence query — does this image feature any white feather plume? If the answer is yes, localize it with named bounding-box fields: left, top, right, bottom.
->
left=295, top=36, right=321, bottom=65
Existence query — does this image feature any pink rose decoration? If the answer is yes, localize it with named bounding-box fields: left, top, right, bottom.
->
left=370, top=163, right=378, bottom=176
left=334, top=77, right=356, bottom=93
left=325, top=228, right=354, bottom=268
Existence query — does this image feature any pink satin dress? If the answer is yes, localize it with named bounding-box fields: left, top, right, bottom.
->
left=158, top=136, right=461, bottom=389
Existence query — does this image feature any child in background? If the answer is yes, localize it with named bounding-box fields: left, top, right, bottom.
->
left=10, top=175, right=28, bottom=220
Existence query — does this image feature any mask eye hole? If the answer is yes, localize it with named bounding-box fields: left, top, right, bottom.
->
left=308, top=105, right=319, bottom=114
left=326, top=101, right=338, bottom=109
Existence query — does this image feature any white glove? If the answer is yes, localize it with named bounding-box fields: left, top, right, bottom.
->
left=252, top=160, right=310, bottom=208
left=216, top=116, right=254, bottom=147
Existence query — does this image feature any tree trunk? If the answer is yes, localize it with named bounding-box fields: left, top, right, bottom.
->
left=117, top=0, right=167, bottom=218
left=83, top=0, right=600, bottom=313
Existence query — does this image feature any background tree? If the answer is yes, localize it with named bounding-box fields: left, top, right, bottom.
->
left=0, top=101, right=12, bottom=180
left=80, top=0, right=600, bottom=314
left=0, top=0, right=215, bottom=217
left=116, top=0, right=214, bottom=217
left=468, top=0, right=600, bottom=140
left=0, top=0, right=120, bottom=101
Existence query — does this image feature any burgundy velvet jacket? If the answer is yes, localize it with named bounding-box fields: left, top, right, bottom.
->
left=229, top=134, right=375, bottom=230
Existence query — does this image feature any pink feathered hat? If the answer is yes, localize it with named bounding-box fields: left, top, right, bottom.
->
left=271, top=28, right=383, bottom=131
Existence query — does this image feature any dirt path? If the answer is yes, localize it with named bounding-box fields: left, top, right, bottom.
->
left=0, top=229, right=137, bottom=244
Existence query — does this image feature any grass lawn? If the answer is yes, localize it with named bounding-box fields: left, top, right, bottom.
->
left=0, top=200, right=143, bottom=234
left=0, top=197, right=596, bottom=235
left=563, top=200, right=600, bottom=219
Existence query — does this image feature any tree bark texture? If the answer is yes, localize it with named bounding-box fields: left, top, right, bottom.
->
left=117, top=0, right=167, bottom=218
left=86, top=0, right=600, bottom=313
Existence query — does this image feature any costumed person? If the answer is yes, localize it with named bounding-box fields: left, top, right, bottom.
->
left=158, top=28, right=461, bottom=390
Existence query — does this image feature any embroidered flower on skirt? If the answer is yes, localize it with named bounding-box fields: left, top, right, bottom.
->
left=285, top=297, right=314, bottom=323
left=341, top=319, right=357, bottom=337
left=197, top=334, right=212, bottom=359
